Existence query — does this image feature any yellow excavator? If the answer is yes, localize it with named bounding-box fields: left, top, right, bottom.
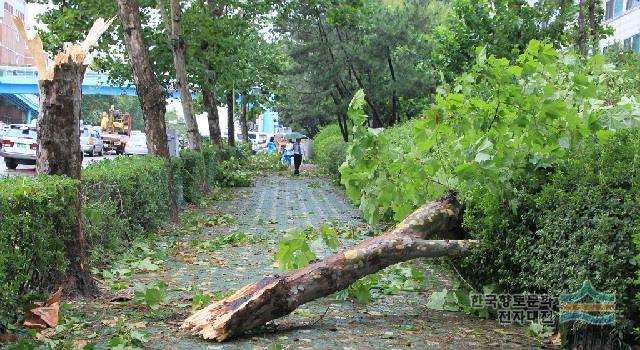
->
left=100, top=106, right=132, bottom=155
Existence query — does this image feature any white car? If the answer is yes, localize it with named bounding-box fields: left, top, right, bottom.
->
left=80, top=127, right=104, bottom=157
left=124, top=132, right=148, bottom=155
left=0, top=124, right=37, bottom=169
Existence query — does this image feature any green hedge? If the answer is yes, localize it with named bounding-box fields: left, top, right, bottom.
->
left=83, top=156, right=170, bottom=232
left=178, top=150, right=207, bottom=204
left=0, top=144, right=257, bottom=330
left=459, top=129, right=640, bottom=332
left=0, top=176, right=77, bottom=327
left=202, top=145, right=222, bottom=187
left=314, top=124, right=348, bottom=177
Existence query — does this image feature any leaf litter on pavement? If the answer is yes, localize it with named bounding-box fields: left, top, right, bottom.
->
left=8, top=175, right=557, bottom=349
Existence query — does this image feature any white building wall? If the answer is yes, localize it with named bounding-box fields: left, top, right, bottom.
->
left=601, top=0, right=640, bottom=51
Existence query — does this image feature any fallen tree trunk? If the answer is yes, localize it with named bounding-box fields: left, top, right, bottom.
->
left=183, top=192, right=476, bottom=341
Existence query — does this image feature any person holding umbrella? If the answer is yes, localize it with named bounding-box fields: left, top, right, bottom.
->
left=283, top=132, right=306, bottom=175
left=292, top=138, right=304, bottom=175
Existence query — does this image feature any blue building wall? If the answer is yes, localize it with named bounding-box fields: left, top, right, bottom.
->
left=261, top=110, right=278, bottom=133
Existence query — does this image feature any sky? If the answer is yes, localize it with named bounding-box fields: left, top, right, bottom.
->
left=26, top=2, right=50, bottom=31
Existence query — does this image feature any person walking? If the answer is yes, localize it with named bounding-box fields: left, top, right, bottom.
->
left=284, top=140, right=294, bottom=168
left=267, top=137, right=277, bottom=155
left=293, top=138, right=304, bottom=175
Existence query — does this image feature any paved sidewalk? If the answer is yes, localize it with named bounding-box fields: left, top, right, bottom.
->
left=66, top=174, right=555, bottom=349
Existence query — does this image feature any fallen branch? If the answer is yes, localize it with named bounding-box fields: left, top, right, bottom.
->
left=183, top=192, right=477, bottom=341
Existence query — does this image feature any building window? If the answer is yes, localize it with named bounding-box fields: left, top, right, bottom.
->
left=634, top=34, right=640, bottom=53
left=614, top=0, right=624, bottom=16
left=606, top=0, right=614, bottom=19
left=624, top=37, right=632, bottom=50
left=627, top=0, right=640, bottom=10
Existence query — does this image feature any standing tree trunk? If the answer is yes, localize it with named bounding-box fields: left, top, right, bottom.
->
left=204, top=87, right=223, bottom=146
left=577, top=0, right=587, bottom=54
left=158, top=0, right=201, bottom=151
left=587, top=0, right=600, bottom=52
left=226, top=90, right=235, bottom=147
left=37, top=59, right=96, bottom=296
left=16, top=15, right=115, bottom=297
left=37, top=62, right=85, bottom=178
left=183, top=192, right=476, bottom=341
left=388, top=54, right=399, bottom=126
left=202, top=0, right=224, bottom=147
left=239, top=90, right=249, bottom=142
left=117, top=0, right=178, bottom=222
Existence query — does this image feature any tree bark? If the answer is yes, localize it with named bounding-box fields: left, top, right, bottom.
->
left=117, top=0, right=178, bottom=223
left=239, top=90, right=249, bottom=143
left=159, top=0, right=201, bottom=151
left=37, top=59, right=96, bottom=296
left=388, top=54, right=398, bottom=126
left=226, top=89, right=235, bottom=147
left=37, top=62, right=85, bottom=178
left=202, top=0, right=223, bottom=147
left=183, top=192, right=474, bottom=341
left=587, top=0, right=600, bottom=52
left=330, top=90, right=349, bottom=142
left=577, top=0, right=587, bottom=54
left=203, top=87, right=223, bottom=146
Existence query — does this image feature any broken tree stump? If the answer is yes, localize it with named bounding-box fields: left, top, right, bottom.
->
left=13, top=16, right=114, bottom=296
left=182, top=191, right=477, bottom=341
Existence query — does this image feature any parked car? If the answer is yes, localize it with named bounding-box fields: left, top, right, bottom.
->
left=0, top=124, right=37, bottom=169
left=0, top=124, right=9, bottom=138
left=80, top=126, right=104, bottom=157
left=124, top=132, right=148, bottom=155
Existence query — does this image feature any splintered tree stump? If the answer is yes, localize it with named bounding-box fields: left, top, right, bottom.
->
left=182, top=192, right=476, bottom=341
left=37, top=60, right=86, bottom=177
left=12, top=15, right=114, bottom=297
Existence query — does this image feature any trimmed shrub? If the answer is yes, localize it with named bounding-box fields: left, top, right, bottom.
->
left=178, top=150, right=207, bottom=204
left=459, top=129, right=640, bottom=332
left=217, top=161, right=255, bottom=187
left=250, top=152, right=288, bottom=172
left=0, top=176, right=78, bottom=328
left=82, top=156, right=170, bottom=232
left=0, top=145, right=258, bottom=330
left=314, top=124, right=348, bottom=177
left=202, top=145, right=222, bottom=186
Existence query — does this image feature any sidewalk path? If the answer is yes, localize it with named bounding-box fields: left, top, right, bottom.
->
left=76, top=174, right=556, bottom=349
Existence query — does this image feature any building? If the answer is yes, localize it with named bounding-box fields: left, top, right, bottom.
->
left=601, top=0, right=640, bottom=52
left=0, top=0, right=37, bottom=124
left=0, top=0, right=32, bottom=66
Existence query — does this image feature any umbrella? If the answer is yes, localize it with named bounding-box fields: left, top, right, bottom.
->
left=283, top=132, right=306, bottom=140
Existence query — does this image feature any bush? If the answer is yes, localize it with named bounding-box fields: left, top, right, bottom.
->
left=0, top=176, right=77, bottom=328
left=0, top=144, right=261, bottom=330
left=338, top=41, right=640, bottom=335
left=459, top=129, right=640, bottom=332
left=219, top=142, right=252, bottom=163
left=217, top=161, right=255, bottom=187
left=83, top=156, right=170, bottom=232
left=314, top=124, right=348, bottom=177
left=202, top=145, right=222, bottom=186
left=178, top=150, right=207, bottom=204
left=250, top=152, right=288, bottom=172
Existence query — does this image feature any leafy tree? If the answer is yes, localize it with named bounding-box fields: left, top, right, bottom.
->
left=157, top=0, right=202, bottom=151
left=35, top=0, right=281, bottom=149
left=275, top=0, right=445, bottom=136
left=431, top=0, right=608, bottom=81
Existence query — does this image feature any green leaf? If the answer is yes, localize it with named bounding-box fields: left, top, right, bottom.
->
left=426, top=289, right=448, bottom=310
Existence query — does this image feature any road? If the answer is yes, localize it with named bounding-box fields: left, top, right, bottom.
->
left=0, top=155, right=116, bottom=176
